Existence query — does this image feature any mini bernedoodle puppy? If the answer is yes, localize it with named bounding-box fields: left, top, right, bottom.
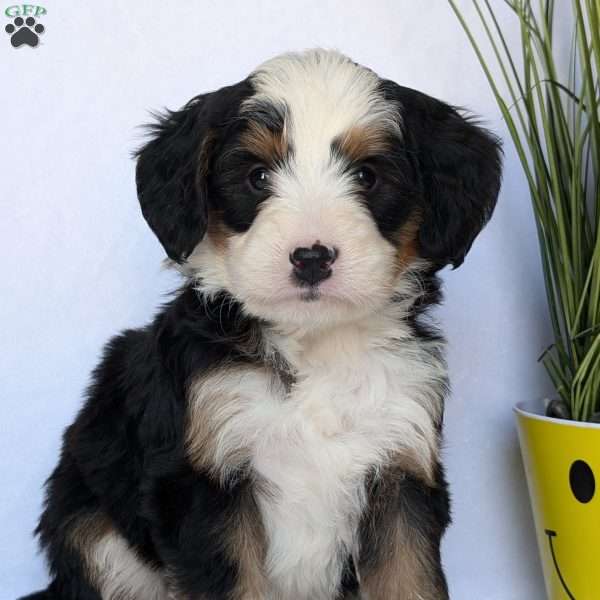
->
left=22, top=50, right=501, bottom=600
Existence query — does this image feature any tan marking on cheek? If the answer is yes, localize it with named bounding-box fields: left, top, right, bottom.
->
left=336, top=125, right=391, bottom=162
left=240, top=122, right=288, bottom=163
left=207, top=210, right=232, bottom=251
left=394, top=211, right=422, bottom=274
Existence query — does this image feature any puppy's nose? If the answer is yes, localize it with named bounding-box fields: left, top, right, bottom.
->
left=290, top=243, right=337, bottom=286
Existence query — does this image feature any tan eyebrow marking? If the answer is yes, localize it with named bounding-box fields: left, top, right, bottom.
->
left=334, top=125, right=391, bottom=162
left=239, top=121, right=289, bottom=164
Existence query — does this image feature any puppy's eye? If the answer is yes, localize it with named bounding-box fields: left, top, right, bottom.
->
left=248, top=167, right=271, bottom=192
left=355, top=166, right=377, bottom=190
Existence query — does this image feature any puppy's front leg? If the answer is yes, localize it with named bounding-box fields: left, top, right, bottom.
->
left=357, top=465, right=451, bottom=600
left=145, top=461, right=268, bottom=600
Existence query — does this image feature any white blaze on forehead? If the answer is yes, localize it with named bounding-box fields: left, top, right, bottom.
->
left=245, top=49, right=401, bottom=167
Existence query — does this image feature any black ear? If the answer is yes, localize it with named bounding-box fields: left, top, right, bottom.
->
left=135, top=81, right=252, bottom=262
left=382, top=82, right=502, bottom=269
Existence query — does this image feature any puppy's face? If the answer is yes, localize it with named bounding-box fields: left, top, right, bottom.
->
left=136, top=51, right=501, bottom=328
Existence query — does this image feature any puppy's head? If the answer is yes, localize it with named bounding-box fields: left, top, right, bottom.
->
left=136, top=50, right=501, bottom=328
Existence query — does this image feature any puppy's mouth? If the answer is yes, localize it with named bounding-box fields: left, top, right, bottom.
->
left=299, top=287, right=321, bottom=302
left=287, top=270, right=331, bottom=303
left=274, top=283, right=327, bottom=304
left=257, top=281, right=354, bottom=309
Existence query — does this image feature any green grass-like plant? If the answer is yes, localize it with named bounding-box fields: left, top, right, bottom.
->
left=449, top=0, right=600, bottom=421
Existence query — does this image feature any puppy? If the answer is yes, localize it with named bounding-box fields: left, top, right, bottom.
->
left=22, top=49, right=501, bottom=600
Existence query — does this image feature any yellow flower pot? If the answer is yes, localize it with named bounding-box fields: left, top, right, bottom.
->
left=515, top=401, right=600, bottom=599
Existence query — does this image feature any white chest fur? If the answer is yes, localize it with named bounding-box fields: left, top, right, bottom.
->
left=187, top=314, right=446, bottom=599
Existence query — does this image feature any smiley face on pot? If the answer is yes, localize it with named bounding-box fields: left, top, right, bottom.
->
left=516, top=403, right=600, bottom=600
left=543, top=459, right=597, bottom=600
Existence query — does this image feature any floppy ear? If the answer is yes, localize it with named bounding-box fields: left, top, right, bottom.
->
left=135, top=81, right=251, bottom=263
left=382, top=82, right=502, bottom=269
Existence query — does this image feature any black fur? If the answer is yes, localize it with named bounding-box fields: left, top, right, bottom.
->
left=380, top=80, right=503, bottom=269
left=210, top=145, right=275, bottom=233
left=135, top=80, right=254, bottom=262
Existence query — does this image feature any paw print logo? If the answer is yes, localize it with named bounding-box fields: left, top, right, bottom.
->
left=5, top=16, right=44, bottom=48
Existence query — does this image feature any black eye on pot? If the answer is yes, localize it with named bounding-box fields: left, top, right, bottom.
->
left=355, top=165, right=377, bottom=190
left=570, top=459, right=595, bottom=503
left=248, top=167, right=271, bottom=192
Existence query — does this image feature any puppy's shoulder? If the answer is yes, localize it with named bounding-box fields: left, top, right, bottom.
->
left=70, top=286, right=257, bottom=447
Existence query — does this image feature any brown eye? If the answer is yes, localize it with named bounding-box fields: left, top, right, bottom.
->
left=355, top=165, right=377, bottom=190
left=248, top=167, right=270, bottom=192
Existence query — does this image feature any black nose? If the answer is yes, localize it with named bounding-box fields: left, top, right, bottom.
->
left=290, top=243, right=337, bottom=286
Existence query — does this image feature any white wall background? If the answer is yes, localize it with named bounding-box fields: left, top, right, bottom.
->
left=1, top=1, right=555, bottom=598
